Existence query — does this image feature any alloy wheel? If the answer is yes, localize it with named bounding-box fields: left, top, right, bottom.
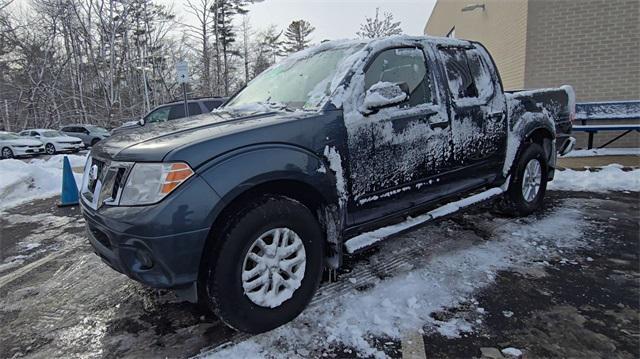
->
left=521, top=158, right=542, bottom=202
left=241, top=227, right=306, bottom=308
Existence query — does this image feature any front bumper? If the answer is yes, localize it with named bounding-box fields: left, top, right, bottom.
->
left=80, top=175, right=221, bottom=289
left=57, top=142, right=84, bottom=151
left=12, top=146, right=45, bottom=156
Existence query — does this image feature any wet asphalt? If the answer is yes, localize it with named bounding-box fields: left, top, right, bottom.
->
left=0, top=190, right=638, bottom=358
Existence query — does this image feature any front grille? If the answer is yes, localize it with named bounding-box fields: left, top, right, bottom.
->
left=111, top=168, right=126, bottom=201
left=81, top=157, right=133, bottom=209
left=87, top=158, right=105, bottom=193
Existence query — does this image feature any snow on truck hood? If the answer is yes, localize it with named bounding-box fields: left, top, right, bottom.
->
left=92, top=108, right=307, bottom=163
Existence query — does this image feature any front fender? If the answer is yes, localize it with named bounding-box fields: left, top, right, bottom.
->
left=198, top=144, right=341, bottom=212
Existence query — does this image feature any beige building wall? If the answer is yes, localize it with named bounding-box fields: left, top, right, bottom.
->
left=424, top=0, right=529, bottom=90
left=524, top=0, right=640, bottom=102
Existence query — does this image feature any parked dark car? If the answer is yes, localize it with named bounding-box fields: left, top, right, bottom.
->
left=80, top=35, right=575, bottom=334
left=60, top=124, right=110, bottom=147
left=110, top=97, right=227, bottom=134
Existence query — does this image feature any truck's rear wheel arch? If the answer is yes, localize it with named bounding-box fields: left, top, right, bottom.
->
left=198, top=179, right=339, bottom=295
left=525, top=127, right=555, bottom=176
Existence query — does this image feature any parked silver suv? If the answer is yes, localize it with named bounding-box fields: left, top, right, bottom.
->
left=60, top=124, right=110, bottom=147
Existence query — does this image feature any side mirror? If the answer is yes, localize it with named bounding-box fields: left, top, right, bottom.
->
left=362, top=82, right=410, bottom=115
left=138, top=118, right=145, bottom=126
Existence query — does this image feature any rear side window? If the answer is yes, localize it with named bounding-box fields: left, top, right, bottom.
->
left=440, top=48, right=495, bottom=102
left=188, top=103, right=202, bottom=115
left=440, top=48, right=478, bottom=99
left=466, top=50, right=494, bottom=100
left=167, top=103, right=201, bottom=120
left=364, top=47, right=432, bottom=108
left=204, top=100, right=223, bottom=111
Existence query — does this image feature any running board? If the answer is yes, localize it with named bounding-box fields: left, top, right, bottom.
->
left=344, top=187, right=505, bottom=254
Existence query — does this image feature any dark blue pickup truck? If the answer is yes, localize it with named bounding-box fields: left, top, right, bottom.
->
left=80, top=35, right=575, bottom=333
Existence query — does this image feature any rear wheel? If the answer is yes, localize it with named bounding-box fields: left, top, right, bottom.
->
left=201, top=195, right=324, bottom=333
left=503, top=142, right=548, bottom=216
left=45, top=143, right=56, bottom=155
left=1, top=147, right=13, bottom=159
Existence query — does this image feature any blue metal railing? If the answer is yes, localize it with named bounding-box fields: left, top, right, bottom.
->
left=573, top=100, right=640, bottom=149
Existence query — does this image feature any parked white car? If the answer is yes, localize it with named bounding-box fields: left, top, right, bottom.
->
left=19, top=129, right=84, bottom=155
left=0, top=131, right=45, bottom=159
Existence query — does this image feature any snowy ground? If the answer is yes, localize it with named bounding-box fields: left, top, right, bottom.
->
left=0, top=153, right=87, bottom=209
left=0, top=156, right=638, bottom=358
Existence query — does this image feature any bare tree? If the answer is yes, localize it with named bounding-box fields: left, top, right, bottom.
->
left=356, top=7, right=402, bottom=39
left=183, top=0, right=216, bottom=96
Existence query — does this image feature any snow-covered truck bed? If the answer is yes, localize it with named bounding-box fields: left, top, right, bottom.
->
left=81, top=35, right=576, bottom=333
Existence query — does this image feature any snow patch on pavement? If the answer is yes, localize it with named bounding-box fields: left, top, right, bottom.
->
left=550, top=164, right=640, bottom=192
left=0, top=154, right=87, bottom=209
left=206, top=200, right=590, bottom=358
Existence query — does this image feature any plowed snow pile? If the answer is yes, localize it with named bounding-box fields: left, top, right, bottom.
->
left=0, top=155, right=86, bottom=209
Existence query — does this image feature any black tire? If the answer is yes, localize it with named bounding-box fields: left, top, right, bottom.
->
left=503, top=142, right=548, bottom=216
left=45, top=143, right=56, bottom=155
left=201, top=195, right=324, bottom=333
left=91, top=138, right=100, bottom=146
left=1, top=147, right=13, bottom=159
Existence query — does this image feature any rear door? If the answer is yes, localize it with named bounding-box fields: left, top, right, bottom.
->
left=437, top=45, right=507, bottom=188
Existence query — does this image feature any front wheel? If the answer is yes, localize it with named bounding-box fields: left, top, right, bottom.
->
left=201, top=195, right=324, bottom=333
left=45, top=143, right=56, bottom=155
left=503, top=142, right=548, bottom=216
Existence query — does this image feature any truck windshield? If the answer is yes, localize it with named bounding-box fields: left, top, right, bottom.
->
left=225, top=45, right=364, bottom=111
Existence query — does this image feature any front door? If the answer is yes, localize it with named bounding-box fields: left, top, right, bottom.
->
left=344, top=45, right=452, bottom=226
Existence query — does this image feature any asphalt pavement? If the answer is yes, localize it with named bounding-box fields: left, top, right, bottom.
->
left=0, top=190, right=637, bottom=358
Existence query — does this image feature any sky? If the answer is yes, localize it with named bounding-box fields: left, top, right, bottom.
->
left=9, top=0, right=438, bottom=41
left=173, top=0, right=438, bottom=41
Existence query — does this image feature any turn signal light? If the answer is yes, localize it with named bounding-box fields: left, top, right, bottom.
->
left=161, top=163, right=194, bottom=194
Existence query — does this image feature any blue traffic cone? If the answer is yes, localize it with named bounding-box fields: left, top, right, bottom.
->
left=58, top=156, right=80, bottom=207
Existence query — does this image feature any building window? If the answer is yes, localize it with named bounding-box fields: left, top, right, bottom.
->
left=447, top=27, right=456, bottom=38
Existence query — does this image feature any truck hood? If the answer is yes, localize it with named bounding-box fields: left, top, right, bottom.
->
left=92, top=109, right=303, bottom=163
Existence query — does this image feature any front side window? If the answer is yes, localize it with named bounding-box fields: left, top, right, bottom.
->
left=167, top=105, right=185, bottom=121
left=364, top=47, right=432, bottom=108
left=145, top=107, right=171, bottom=123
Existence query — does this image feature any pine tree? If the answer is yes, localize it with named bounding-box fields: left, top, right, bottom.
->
left=283, top=19, right=315, bottom=53
left=356, top=8, right=402, bottom=39
left=212, top=0, right=249, bottom=95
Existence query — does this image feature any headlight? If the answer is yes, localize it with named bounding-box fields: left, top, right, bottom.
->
left=120, top=162, right=194, bottom=205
